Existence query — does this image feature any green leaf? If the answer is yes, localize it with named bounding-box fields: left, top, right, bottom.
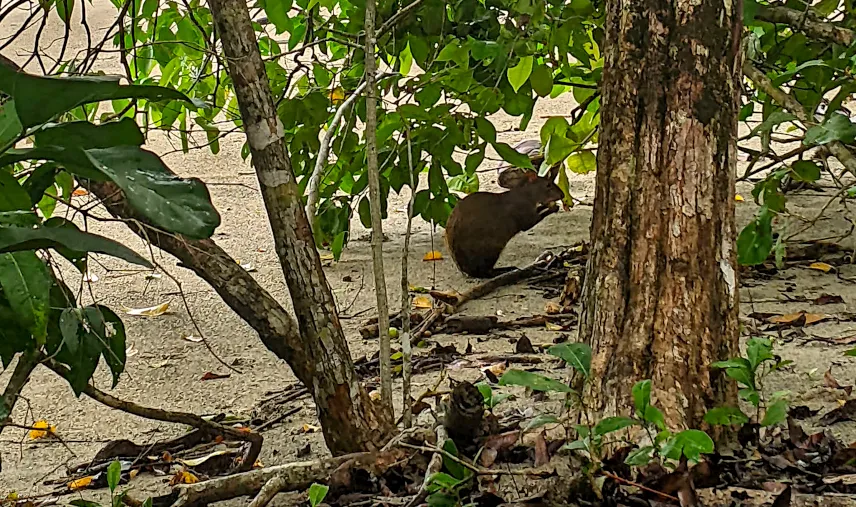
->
left=312, top=63, right=332, bottom=88
left=749, top=111, right=796, bottom=138
left=525, top=414, right=559, bottom=431
left=0, top=170, right=35, bottom=218
left=0, top=252, right=51, bottom=345
left=661, top=429, right=714, bottom=462
left=761, top=400, right=788, bottom=427
left=426, top=472, right=463, bottom=492
left=81, top=147, right=220, bottom=239
left=498, top=369, right=572, bottom=393
left=399, top=42, right=413, bottom=76
left=814, top=0, right=840, bottom=16
left=561, top=439, right=589, bottom=452
left=475, top=118, right=496, bottom=143
left=632, top=380, right=652, bottom=416
left=593, top=416, right=636, bottom=436
left=791, top=160, right=821, bottom=182
left=95, top=305, right=127, bottom=388
left=548, top=342, right=591, bottom=377
left=448, top=173, right=478, bottom=194
left=737, top=207, right=773, bottom=266
left=107, top=460, right=121, bottom=492
left=34, top=118, right=145, bottom=149
left=308, top=483, right=329, bottom=507
left=845, top=347, right=856, bottom=357
left=530, top=64, right=553, bottom=97
left=55, top=0, right=75, bottom=24
left=624, top=446, right=655, bottom=466
left=507, top=56, right=533, bottom=93
left=566, top=150, right=596, bottom=174
left=643, top=406, right=666, bottom=430
left=0, top=61, right=199, bottom=129
left=70, top=501, right=102, bottom=507
left=21, top=164, right=59, bottom=206
left=746, top=337, right=773, bottom=371
left=704, top=406, right=750, bottom=426
left=436, top=39, right=469, bottom=68
left=543, top=133, right=576, bottom=166
left=0, top=225, right=152, bottom=268
left=0, top=98, right=23, bottom=148
left=493, top=142, right=534, bottom=169
left=442, top=439, right=468, bottom=480
left=743, top=0, right=759, bottom=23
left=805, top=113, right=856, bottom=145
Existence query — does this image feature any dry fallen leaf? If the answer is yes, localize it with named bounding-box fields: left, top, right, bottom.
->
left=182, top=333, right=203, bottom=343
left=485, top=362, right=507, bottom=378
left=239, top=262, right=257, bottom=272
left=825, top=368, right=854, bottom=396
left=29, top=420, right=56, bottom=440
left=82, top=270, right=99, bottom=283
left=809, top=262, right=834, bottom=273
left=369, top=390, right=381, bottom=402
left=319, top=253, right=334, bottom=261
left=544, top=302, right=561, bottom=315
left=768, top=312, right=829, bottom=327
left=814, top=293, right=845, bottom=305
left=162, top=451, right=173, bottom=462
left=253, top=460, right=264, bottom=469
left=178, top=450, right=228, bottom=467
left=413, top=295, right=432, bottom=309
left=423, top=250, right=444, bottom=261
left=545, top=322, right=563, bottom=331
left=129, top=469, right=139, bottom=480
left=68, top=476, right=93, bottom=490
left=72, top=188, right=89, bottom=197
left=125, top=302, right=170, bottom=317
left=169, top=469, right=199, bottom=486
left=302, top=423, right=321, bottom=433
left=201, top=372, right=230, bottom=381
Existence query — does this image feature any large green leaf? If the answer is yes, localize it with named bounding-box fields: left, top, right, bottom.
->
left=54, top=305, right=127, bottom=395
left=737, top=207, right=773, bottom=266
left=804, top=113, right=856, bottom=146
left=498, top=369, right=572, bottom=393
left=0, top=60, right=200, bottom=129
left=0, top=225, right=153, bottom=268
left=34, top=118, right=145, bottom=149
left=0, top=98, right=23, bottom=148
left=548, top=342, right=591, bottom=377
left=0, top=251, right=52, bottom=345
left=507, top=56, right=533, bottom=93
left=0, top=302, right=33, bottom=368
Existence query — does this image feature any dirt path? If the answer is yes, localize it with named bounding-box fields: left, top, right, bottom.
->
left=2, top=1, right=856, bottom=502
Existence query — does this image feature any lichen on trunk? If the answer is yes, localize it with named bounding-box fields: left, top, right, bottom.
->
left=579, top=0, right=742, bottom=438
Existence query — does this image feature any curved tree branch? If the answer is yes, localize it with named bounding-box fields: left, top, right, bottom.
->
left=754, top=4, right=855, bottom=46
left=743, top=62, right=856, bottom=176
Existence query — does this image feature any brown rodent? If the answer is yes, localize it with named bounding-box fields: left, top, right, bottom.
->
left=444, top=164, right=563, bottom=278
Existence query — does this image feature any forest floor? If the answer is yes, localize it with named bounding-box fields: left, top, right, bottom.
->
left=3, top=1, right=856, bottom=506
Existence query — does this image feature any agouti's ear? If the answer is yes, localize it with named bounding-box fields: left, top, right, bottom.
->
left=498, top=167, right=530, bottom=189
left=525, top=171, right=539, bottom=183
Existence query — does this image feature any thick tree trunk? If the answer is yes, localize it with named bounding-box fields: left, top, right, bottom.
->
left=580, top=0, right=742, bottom=434
left=205, top=0, right=394, bottom=453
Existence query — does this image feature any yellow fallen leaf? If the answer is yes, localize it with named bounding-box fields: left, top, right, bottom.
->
left=29, top=419, right=56, bottom=440
left=302, top=423, right=321, bottom=433
left=423, top=250, right=444, bottom=261
left=413, top=295, right=432, bottom=309
left=125, top=302, right=170, bottom=317
left=129, top=469, right=139, bottom=480
left=369, top=390, right=381, bottom=402
left=320, top=253, right=334, bottom=261
left=6, top=491, right=18, bottom=501
left=409, top=285, right=428, bottom=293
left=170, top=470, right=199, bottom=485
left=486, top=363, right=506, bottom=377
left=545, top=322, right=563, bottom=331
left=809, top=262, right=834, bottom=273
left=72, top=188, right=89, bottom=197
left=544, top=302, right=561, bottom=315
left=735, top=194, right=744, bottom=202
left=254, top=460, right=264, bottom=469
left=804, top=313, right=830, bottom=325
left=768, top=312, right=829, bottom=326
left=68, top=476, right=93, bottom=490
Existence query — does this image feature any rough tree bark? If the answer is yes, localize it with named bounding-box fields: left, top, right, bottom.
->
left=579, top=0, right=741, bottom=434
left=205, top=0, right=394, bottom=453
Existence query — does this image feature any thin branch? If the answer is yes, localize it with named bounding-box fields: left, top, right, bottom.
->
left=377, top=0, right=424, bottom=39
left=399, top=120, right=416, bottom=429
left=363, top=0, right=393, bottom=415
left=743, top=62, right=856, bottom=177
left=45, top=358, right=263, bottom=472
left=0, top=351, right=40, bottom=427
left=755, top=4, right=854, bottom=46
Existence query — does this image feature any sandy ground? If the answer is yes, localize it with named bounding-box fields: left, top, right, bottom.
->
left=2, top=1, right=856, bottom=503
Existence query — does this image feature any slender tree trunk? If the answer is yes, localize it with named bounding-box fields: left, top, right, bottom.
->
left=580, top=0, right=742, bottom=435
left=206, top=0, right=394, bottom=453
left=363, top=0, right=393, bottom=413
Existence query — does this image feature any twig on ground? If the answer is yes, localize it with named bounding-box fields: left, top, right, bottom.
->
left=247, top=475, right=287, bottom=507
left=404, top=425, right=447, bottom=507
left=45, top=359, right=262, bottom=472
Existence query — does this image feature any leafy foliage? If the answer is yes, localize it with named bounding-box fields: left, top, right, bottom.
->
left=0, top=61, right=219, bottom=402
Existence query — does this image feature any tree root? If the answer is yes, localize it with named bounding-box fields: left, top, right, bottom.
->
left=46, top=359, right=263, bottom=473
left=166, top=449, right=406, bottom=507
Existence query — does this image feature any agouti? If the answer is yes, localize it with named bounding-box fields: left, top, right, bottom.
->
left=444, top=164, right=563, bottom=278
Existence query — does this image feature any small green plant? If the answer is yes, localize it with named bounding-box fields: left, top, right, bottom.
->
left=707, top=337, right=792, bottom=429
left=475, top=382, right=512, bottom=410
left=425, top=439, right=475, bottom=507
left=497, top=343, right=715, bottom=473
left=308, top=483, right=329, bottom=507
left=69, top=460, right=152, bottom=507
